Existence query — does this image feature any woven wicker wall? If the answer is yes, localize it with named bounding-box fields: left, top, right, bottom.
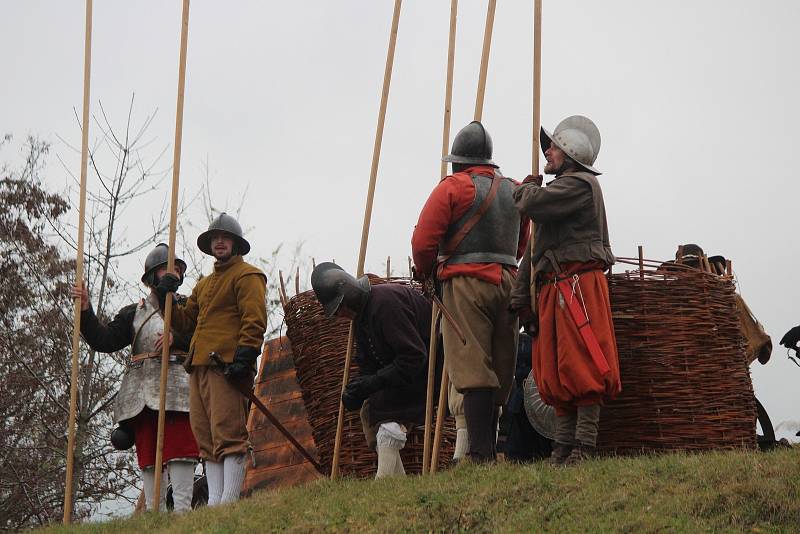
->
left=598, top=261, right=757, bottom=453
left=285, top=276, right=456, bottom=478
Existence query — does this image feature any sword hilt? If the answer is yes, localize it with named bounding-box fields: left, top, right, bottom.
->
left=209, top=351, right=226, bottom=372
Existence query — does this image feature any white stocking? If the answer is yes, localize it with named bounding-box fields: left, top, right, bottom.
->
left=205, top=460, right=224, bottom=507
left=453, top=428, right=470, bottom=460
left=167, top=461, right=196, bottom=513
left=220, top=454, right=246, bottom=504
left=141, top=467, right=167, bottom=511
left=375, top=423, right=407, bottom=479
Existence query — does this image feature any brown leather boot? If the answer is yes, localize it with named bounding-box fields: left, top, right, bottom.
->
left=564, top=444, right=596, bottom=466
left=547, top=442, right=573, bottom=466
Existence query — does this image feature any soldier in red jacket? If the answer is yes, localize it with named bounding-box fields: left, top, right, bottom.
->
left=412, top=121, right=529, bottom=463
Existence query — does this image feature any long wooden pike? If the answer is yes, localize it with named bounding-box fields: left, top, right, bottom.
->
left=526, top=0, right=543, bottom=316
left=474, top=0, right=497, bottom=123
left=64, top=0, right=93, bottom=523
left=153, top=0, right=191, bottom=509
left=532, top=0, right=542, bottom=175
left=331, top=0, right=402, bottom=480
left=423, top=0, right=460, bottom=474
left=431, top=0, right=500, bottom=473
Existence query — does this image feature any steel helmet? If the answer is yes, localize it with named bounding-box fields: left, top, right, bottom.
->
left=197, top=212, right=251, bottom=256
left=442, top=121, right=498, bottom=168
left=541, top=115, right=602, bottom=175
left=141, top=243, right=187, bottom=286
left=310, top=262, right=371, bottom=318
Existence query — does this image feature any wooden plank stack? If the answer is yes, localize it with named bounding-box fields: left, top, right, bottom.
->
left=244, top=337, right=321, bottom=494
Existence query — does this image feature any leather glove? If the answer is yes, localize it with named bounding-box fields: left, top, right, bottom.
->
left=780, top=326, right=800, bottom=349
left=522, top=319, right=539, bottom=338
left=341, top=374, right=385, bottom=411
left=522, top=174, right=543, bottom=186
left=521, top=308, right=539, bottom=337
left=226, top=346, right=259, bottom=381
left=155, top=273, right=180, bottom=309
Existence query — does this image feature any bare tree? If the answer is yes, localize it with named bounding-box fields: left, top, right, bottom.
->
left=0, top=135, right=137, bottom=529
left=0, top=97, right=203, bottom=528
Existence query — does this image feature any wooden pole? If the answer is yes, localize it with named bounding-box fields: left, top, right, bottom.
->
left=638, top=245, right=644, bottom=279
left=331, top=0, right=402, bottom=479
left=527, top=0, right=543, bottom=278
left=532, top=0, right=542, bottom=174
left=474, top=0, right=497, bottom=122
left=153, top=0, right=190, bottom=510
left=432, top=0, right=499, bottom=472
left=64, top=0, right=92, bottom=523
left=424, top=0, right=458, bottom=476
left=386, top=255, right=391, bottom=279
left=429, top=355, right=449, bottom=472
left=295, top=266, right=300, bottom=296
left=439, top=0, right=458, bottom=182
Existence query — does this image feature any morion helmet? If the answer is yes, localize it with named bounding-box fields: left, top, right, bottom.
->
left=541, top=115, right=602, bottom=175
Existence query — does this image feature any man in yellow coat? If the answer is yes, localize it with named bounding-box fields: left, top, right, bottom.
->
left=157, top=213, right=267, bottom=505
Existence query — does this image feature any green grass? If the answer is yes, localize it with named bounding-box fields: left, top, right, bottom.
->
left=46, top=448, right=800, bottom=533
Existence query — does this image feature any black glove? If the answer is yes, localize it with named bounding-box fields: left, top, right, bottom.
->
left=780, top=326, right=800, bottom=349
left=155, top=273, right=181, bottom=309
left=341, top=374, right=384, bottom=411
left=226, top=346, right=259, bottom=381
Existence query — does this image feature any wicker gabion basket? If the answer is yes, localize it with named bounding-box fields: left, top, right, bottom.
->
left=597, top=258, right=757, bottom=453
left=284, top=275, right=456, bottom=477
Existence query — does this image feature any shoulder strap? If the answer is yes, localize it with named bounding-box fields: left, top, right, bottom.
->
left=440, top=172, right=503, bottom=261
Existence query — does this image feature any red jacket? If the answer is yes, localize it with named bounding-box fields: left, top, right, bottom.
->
left=411, top=165, right=530, bottom=285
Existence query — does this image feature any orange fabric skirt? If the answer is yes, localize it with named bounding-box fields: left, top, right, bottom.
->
left=533, top=263, right=621, bottom=415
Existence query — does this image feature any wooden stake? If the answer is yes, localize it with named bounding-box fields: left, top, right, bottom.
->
left=424, top=0, right=458, bottom=475
left=331, top=0, right=402, bottom=480
left=638, top=245, right=644, bottom=280
left=408, top=256, right=412, bottom=278
left=726, top=259, right=733, bottom=277
left=278, top=269, right=288, bottom=307
left=295, top=266, right=300, bottom=296
left=386, top=255, right=391, bottom=279
left=64, top=0, right=92, bottom=523
left=153, top=0, right=190, bottom=510
left=474, top=0, right=497, bottom=122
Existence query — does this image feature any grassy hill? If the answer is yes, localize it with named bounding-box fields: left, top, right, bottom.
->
left=47, top=448, right=800, bottom=533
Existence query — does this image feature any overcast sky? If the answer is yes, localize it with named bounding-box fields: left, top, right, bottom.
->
left=2, top=1, right=799, bottom=430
